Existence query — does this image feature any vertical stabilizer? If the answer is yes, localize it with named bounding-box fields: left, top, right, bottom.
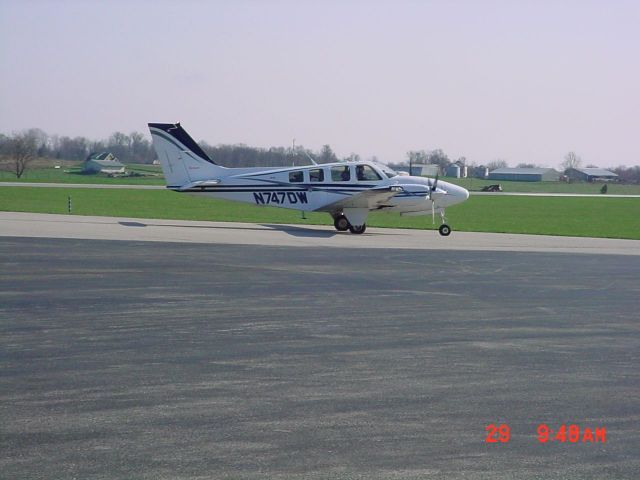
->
left=148, top=123, right=225, bottom=187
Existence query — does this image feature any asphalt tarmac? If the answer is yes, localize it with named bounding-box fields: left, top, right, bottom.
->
left=1, top=237, right=639, bottom=479
left=2, top=212, right=640, bottom=255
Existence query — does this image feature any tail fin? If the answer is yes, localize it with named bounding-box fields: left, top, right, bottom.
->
left=148, top=122, right=225, bottom=187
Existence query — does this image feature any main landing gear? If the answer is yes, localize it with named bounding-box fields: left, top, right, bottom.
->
left=333, top=214, right=366, bottom=234
left=334, top=215, right=350, bottom=232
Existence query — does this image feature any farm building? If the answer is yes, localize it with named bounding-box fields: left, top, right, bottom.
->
left=395, top=164, right=440, bottom=177
left=446, top=164, right=460, bottom=178
left=472, top=166, right=489, bottom=178
left=488, top=167, right=560, bottom=182
left=83, top=153, right=125, bottom=174
left=566, top=168, right=618, bottom=182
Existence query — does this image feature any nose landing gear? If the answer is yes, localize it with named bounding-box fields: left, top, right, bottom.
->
left=438, top=224, right=451, bottom=236
left=438, top=210, right=451, bottom=236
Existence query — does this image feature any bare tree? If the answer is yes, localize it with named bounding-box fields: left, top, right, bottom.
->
left=426, top=149, right=450, bottom=172
left=406, top=150, right=427, bottom=163
left=318, top=144, right=338, bottom=164
left=612, top=165, right=640, bottom=184
left=9, top=131, right=38, bottom=178
left=561, top=151, right=582, bottom=172
left=487, top=159, right=508, bottom=171
left=406, top=150, right=427, bottom=173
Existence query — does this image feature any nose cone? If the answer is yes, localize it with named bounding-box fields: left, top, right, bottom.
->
left=458, top=185, right=470, bottom=202
left=443, top=183, right=469, bottom=206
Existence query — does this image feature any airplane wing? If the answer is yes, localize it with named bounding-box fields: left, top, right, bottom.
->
left=321, top=185, right=403, bottom=211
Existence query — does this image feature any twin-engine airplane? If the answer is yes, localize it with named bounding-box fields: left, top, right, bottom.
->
left=148, top=123, right=469, bottom=235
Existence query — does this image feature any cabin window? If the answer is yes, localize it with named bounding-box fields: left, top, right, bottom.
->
left=309, top=168, right=324, bottom=182
left=289, top=170, right=303, bottom=182
left=356, top=165, right=382, bottom=181
left=331, top=165, right=351, bottom=182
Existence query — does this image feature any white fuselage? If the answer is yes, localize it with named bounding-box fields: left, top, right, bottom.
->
left=176, top=161, right=469, bottom=216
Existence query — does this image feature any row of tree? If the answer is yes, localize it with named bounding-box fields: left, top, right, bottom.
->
left=198, top=141, right=341, bottom=168
left=0, top=128, right=156, bottom=165
left=0, top=128, right=349, bottom=176
left=1, top=128, right=639, bottom=183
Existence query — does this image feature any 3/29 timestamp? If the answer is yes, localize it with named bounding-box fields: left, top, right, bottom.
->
left=485, top=423, right=606, bottom=443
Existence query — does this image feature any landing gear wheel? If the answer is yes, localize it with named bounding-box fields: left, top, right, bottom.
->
left=438, top=224, right=451, bottom=236
left=349, top=224, right=367, bottom=234
left=334, top=215, right=350, bottom=231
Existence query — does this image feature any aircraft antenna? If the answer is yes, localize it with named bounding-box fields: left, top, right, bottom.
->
left=303, top=151, right=318, bottom=166
left=291, top=137, right=318, bottom=165
left=291, top=138, right=296, bottom=166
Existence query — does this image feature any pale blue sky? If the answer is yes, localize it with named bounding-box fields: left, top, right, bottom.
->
left=1, top=0, right=638, bottom=167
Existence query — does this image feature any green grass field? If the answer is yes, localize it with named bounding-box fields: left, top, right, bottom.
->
left=0, top=166, right=165, bottom=185
left=2, top=187, right=639, bottom=239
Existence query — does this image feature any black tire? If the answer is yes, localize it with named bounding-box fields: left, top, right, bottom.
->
left=334, top=215, right=350, bottom=231
left=439, top=224, right=451, bottom=236
left=349, top=224, right=367, bottom=234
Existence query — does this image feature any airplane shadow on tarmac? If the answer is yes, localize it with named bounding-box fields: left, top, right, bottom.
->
left=119, top=221, right=272, bottom=233
left=260, top=224, right=407, bottom=238
left=118, top=220, right=337, bottom=237
left=118, top=221, right=405, bottom=238
left=259, top=224, right=337, bottom=238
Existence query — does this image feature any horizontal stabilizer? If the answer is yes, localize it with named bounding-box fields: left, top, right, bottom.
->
left=178, top=179, right=221, bottom=191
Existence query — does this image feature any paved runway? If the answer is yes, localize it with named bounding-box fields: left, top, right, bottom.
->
left=2, top=212, right=639, bottom=255
left=1, top=215, right=639, bottom=479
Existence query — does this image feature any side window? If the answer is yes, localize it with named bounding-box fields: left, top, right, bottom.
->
left=289, top=170, right=303, bottom=183
left=356, top=165, right=382, bottom=181
left=309, top=168, right=324, bottom=182
left=331, top=165, right=351, bottom=182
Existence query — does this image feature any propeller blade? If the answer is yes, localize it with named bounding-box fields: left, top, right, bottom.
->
left=432, top=174, right=439, bottom=191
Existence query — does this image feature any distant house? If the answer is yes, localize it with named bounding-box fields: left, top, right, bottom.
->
left=566, top=167, right=618, bottom=183
left=488, top=167, right=560, bottom=182
left=83, top=153, right=125, bottom=174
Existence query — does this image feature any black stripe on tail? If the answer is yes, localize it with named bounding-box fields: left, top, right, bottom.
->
left=148, top=122, right=216, bottom=165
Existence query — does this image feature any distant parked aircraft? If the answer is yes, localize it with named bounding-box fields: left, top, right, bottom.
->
left=148, top=123, right=469, bottom=235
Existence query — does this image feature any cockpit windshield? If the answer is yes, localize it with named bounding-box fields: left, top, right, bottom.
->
left=374, top=163, right=398, bottom=178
